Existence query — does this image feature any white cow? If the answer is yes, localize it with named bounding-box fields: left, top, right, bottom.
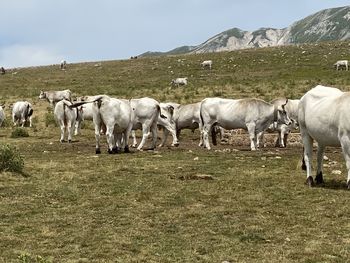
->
left=200, top=98, right=291, bottom=151
left=299, top=85, right=350, bottom=188
left=74, top=95, right=98, bottom=135
left=130, top=97, right=168, bottom=150
left=201, top=60, right=212, bottom=69
left=12, top=101, right=33, bottom=127
left=71, top=95, right=133, bottom=154
left=257, top=98, right=300, bottom=148
left=159, top=102, right=204, bottom=147
left=39, top=89, right=72, bottom=107
left=171, top=77, right=188, bottom=87
left=0, top=105, right=5, bottom=126
left=54, top=100, right=83, bottom=143
left=334, top=60, right=348, bottom=71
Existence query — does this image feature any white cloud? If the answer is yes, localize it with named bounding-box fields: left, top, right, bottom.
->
left=0, top=44, right=65, bottom=68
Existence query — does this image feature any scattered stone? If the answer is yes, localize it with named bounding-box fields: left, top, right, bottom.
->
left=262, top=165, right=266, bottom=168
left=285, top=237, right=291, bottom=242
left=331, top=170, right=342, bottom=175
left=188, top=150, right=193, bottom=153
left=275, top=156, right=282, bottom=159
left=323, top=155, right=329, bottom=161
left=193, top=157, right=199, bottom=161
left=323, top=164, right=330, bottom=168
left=261, top=157, right=267, bottom=161
left=329, top=161, right=338, bottom=166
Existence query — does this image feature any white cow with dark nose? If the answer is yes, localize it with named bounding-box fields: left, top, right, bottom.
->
left=200, top=97, right=291, bottom=151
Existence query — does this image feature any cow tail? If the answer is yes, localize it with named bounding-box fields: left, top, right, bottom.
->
left=63, top=102, right=67, bottom=126
left=157, top=105, right=167, bottom=119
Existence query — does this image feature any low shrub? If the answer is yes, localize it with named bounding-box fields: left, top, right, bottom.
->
left=11, top=127, right=29, bottom=138
left=45, top=112, right=57, bottom=127
left=0, top=144, right=24, bottom=173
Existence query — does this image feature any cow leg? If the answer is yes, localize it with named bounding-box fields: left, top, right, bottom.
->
left=94, top=119, right=102, bottom=154
left=302, top=133, right=314, bottom=186
left=198, top=122, right=204, bottom=147
left=67, top=120, right=75, bottom=143
left=137, top=123, right=151, bottom=151
left=246, top=123, right=257, bottom=151
left=105, top=125, right=115, bottom=154
left=256, top=131, right=264, bottom=148
left=283, top=133, right=289, bottom=148
left=159, top=128, right=169, bottom=147
left=131, top=130, right=137, bottom=148
left=202, top=124, right=212, bottom=150
left=315, top=144, right=325, bottom=185
left=150, top=121, right=158, bottom=149
left=339, top=135, right=350, bottom=188
left=59, top=122, right=65, bottom=143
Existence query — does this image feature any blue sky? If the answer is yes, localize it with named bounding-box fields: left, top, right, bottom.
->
left=0, top=0, right=349, bottom=68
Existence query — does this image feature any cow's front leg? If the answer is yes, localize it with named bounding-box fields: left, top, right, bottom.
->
left=246, top=123, right=257, bottom=151
left=315, top=144, right=325, bottom=185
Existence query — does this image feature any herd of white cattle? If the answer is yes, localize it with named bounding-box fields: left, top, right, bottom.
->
left=1, top=58, right=350, bottom=188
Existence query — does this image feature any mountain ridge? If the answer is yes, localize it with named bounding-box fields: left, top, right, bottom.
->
left=140, top=6, right=350, bottom=57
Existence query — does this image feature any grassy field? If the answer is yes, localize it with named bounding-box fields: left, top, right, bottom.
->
left=0, top=41, right=350, bottom=262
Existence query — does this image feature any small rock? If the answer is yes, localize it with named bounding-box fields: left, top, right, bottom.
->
left=323, top=164, right=330, bottom=168
left=323, top=155, right=329, bottom=161
left=285, top=237, right=291, bottom=242
left=275, top=156, right=282, bottom=159
left=188, top=150, right=193, bottom=153
left=261, top=157, right=267, bottom=161
left=193, top=157, right=199, bottom=161
left=262, top=165, right=266, bottom=168
left=331, top=170, right=342, bottom=175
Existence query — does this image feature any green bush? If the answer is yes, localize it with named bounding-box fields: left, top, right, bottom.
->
left=11, top=127, right=29, bottom=138
left=0, top=144, right=24, bottom=173
left=45, top=112, right=57, bottom=127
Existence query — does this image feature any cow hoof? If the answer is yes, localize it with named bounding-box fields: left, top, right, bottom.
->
left=347, top=181, right=350, bottom=190
left=301, top=163, right=307, bottom=171
left=124, top=146, right=130, bottom=153
left=112, top=147, right=120, bottom=154
left=306, top=176, right=315, bottom=187
left=60, top=139, right=65, bottom=143
left=96, top=149, right=101, bottom=154
left=173, top=143, right=179, bottom=147
left=68, top=140, right=72, bottom=143
left=315, top=172, right=324, bottom=186
left=108, top=149, right=114, bottom=154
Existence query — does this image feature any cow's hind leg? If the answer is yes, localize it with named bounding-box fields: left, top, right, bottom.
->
left=302, top=133, right=314, bottom=186
left=315, top=144, right=325, bottom=185
left=137, top=122, right=151, bottom=151
left=339, top=135, right=350, bottom=188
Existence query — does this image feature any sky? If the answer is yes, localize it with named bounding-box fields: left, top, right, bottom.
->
left=0, top=0, right=349, bottom=68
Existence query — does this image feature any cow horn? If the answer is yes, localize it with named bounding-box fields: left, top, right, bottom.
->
left=282, top=99, right=288, bottom=110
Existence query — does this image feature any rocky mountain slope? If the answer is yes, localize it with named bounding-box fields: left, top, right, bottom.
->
left=141, top=6, right=350, bottom=56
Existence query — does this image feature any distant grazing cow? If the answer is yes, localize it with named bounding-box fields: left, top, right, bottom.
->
left=12, top=101, right=33, bottom=127
left=39, top=89, right=71, bottom=107
left=73, top=95, right=98, bottom=135
left=334, top=60, right=348, bottom=71
left=60, top=60, right=67, bottom=70
left=0, top=67, right=5, bottom=75
left=200, top=98, right=291, bottom=151
left=130, top=97, right=168, bottom=150
left=0, top=105, right=5, bottom=126
left=159, top=102, right=204, bottom=147
left=54, top=100, right=83, bottom=143
left=171, top=77, right=188, bottom=87
left=201, top=60, right=212, bottom=69
left=70, top=95, right=133, bottom=154
left=299, top=85, right=350, bottom=188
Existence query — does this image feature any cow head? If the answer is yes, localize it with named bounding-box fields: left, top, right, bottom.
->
left=38, top=90, right=46, bottom=99
left=277, top=99, right=292, bottom=126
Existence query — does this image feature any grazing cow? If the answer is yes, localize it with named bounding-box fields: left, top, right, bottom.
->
left=200, top=98, right=291, bottom=151
left=39, top=89, right=71, bottom=107
left=299, top=85, right=350, bottom=188
left=54, top=100, right=83, bottom=143
left=171, top=77, right=188, bottom=87
left=70, top=95, right=132, bottom=154
left=130, top=97, right=168, bottom=150
left=156, top=103, right=179, bottom=147
left=0, top=105, right=5, bottom=126
left=0, top=67, right=5, bottom=75
left=60, top=60, right=67, bottom=70
left=74, top=95, right=98, bottom=135
left=159, top=102, right=204, bottom=147
left=12, top=101, right=33, bottom=127
left=334, top=60, right=348, bottom=71
left=257, top=98, right=300, bottom=148
left=201, top=60, right=212, bottom=69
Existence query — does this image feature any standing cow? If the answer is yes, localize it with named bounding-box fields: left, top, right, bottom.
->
left=39, top=89, right=71, bottom=107
left=12, top=101, right=33, bottom=127
left=299, top=85, right=350, bottom=188
left=0, top=105, right=5, bottom=126
left=334, top=60, right=348, bottom=71
left=201, top=60, right=212, bottom=69
left=200, top=98, right=291, bottom=151
left=54, top=99, right=83, bottom=143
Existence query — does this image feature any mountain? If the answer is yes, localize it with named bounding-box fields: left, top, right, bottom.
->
left=140, top=6, right=350, bottom=57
